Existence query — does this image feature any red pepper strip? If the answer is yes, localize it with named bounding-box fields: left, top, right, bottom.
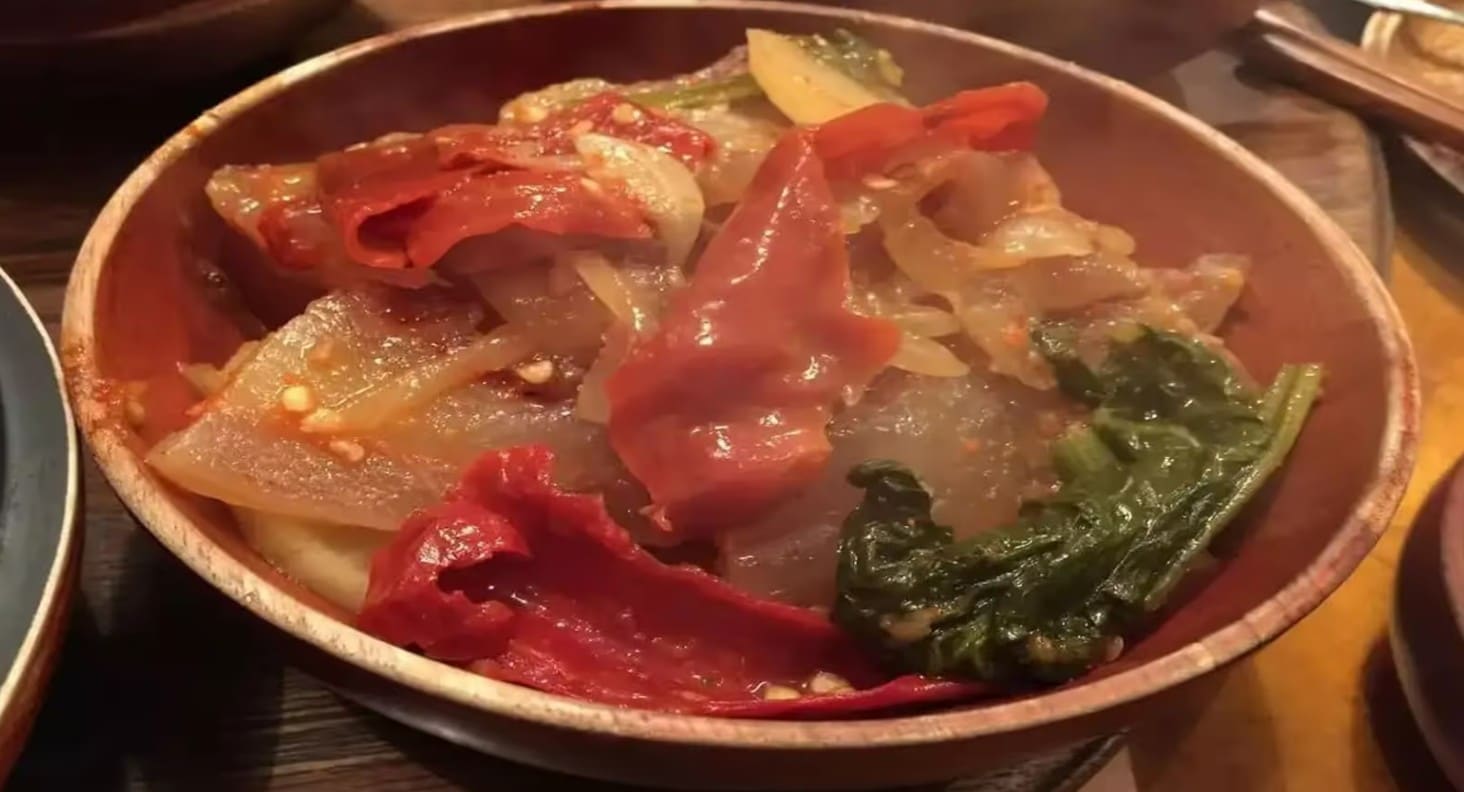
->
left=235, top=93, right=709, bottom=274
left=403, top=170, right=651, bottom=268
left=605, top=132, right=901, bottom=539
left=433, top=92, right=716, bottom=170
left=812, top=82, right=1049, bottom=182
left=314, top=136, right=484, bottom=270
left=357, top=446, right=983, bottom=717
left=356, top=500, right=526, bottom=662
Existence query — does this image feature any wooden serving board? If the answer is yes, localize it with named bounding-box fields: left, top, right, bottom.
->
left=0, top=2, right=1390, bottom=790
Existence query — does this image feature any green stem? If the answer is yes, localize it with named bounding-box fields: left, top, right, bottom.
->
left=627, top=74, right=764, bottom=110
left=1141, top=364, right=1323, bottom=608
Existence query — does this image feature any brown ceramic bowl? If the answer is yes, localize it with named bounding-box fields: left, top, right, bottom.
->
left=60, top=2, right=1419, bottom=789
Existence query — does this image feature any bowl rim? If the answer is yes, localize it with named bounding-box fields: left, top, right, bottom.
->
left=0, top=266, right=80, bottom=763
left=61, top=0, right=1420, bottom=750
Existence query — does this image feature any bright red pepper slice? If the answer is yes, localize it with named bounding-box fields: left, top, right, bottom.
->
left=812, top=82, right=1049, bottom=181
left=357, top=445, right=983, bottom=716
left=224, top=92, right=710, bottom=275
left=400, top=170, right=651, bottom=268
left=605, top=131, right=901, bottom=538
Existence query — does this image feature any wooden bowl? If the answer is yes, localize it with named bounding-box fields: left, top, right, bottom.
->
left=59, top=2, right=1420, bottom=788
left=0, top=269, right=80, bottom=784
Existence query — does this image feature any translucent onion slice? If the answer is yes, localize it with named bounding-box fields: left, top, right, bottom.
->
left=568, top=250, right=659, bottom=333
left=746, top=29, right=885, bottom=124
left=879, top=199, right=1024, bottom=294
left=985, top=210, right=1096, bottom=260
left=234, top=508, right=386, bottom=613
left=890, top=306, right=963, bottom=338
left=499, top=78, right=615, bottom=124
left=179, top=363, right=227, bottom=397
left=888, top=334, right=970, bottom=378
left=576, top=324, right=633, bottom=424
left=1093, top=223, right=1137, bottom=256
left=839, top=193, right=881, bottom=235
left=575, top=133, right=704, bottom=268
left=683, top=106, right=785, bottom=206
left=306, top=325, right=535, bottom=434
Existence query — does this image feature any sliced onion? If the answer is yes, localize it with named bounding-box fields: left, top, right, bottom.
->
left=576, top=324, right=633, bottom=424
left=1007, top=153, right=1063, bottom=211
left=313, top=326, right=535, bottom=433
left=839, top=193, right=881, bottom=235
left=1093, top=224, right=1137, bottom=256
left=499, top=78, right=615, bottom=124
left=890, top=306, right=962, bottom=338
left=222, top=341, right=262, bottom=377
left=985, top=210, right=1096, bottom=260
left=879, top=198, right=1023, bottom=294
left=746, top=29, right=885, bottom=124
left=888, top=334, right=970, bottom=378
left=181, top=340, right=261, bottom=397
left=683, top=106, right=785, bottom=206
left=179, top=363, right=226, bottom=397
left=568, top=250, right=662, bottom=333
left=234, top=507, right=386, bottom=613
left=575, top=133, right=704, bottom=268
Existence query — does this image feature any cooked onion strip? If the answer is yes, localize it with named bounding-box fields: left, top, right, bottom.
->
left=307, top=326, right=534, bottom=434
left=234, top=507, right=386, bottom=613
left=890, top=306, right=962, bottom=338
left=180, top=364, right=227, bottom=397
left=575, top=133, right=704, bottom=268
left=888, top=334, right=970, bottom=378
left=985, top=210, right=1096, bottom=260
left=746, top=29, right=886, bottom=123
left=880, top=199, right=1024, bottom=294
left=576, top=324, right=633, bottom=424
left=568, top=251, right=659, bottom=333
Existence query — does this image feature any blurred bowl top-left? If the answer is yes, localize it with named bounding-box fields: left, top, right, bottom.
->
left=0, top=0, right=347, bottom=86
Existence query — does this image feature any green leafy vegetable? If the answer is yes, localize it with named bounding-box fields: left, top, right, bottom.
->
left=833, top=326, right=1323, bottom=683
left=628, top=74, right=765, bottom=111
left=796, top=29, right=905, bottom=99
left=630, top=29, right=904, bottom=111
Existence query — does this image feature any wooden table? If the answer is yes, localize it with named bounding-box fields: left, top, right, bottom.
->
left=1, top=24, right=1460, bottom=792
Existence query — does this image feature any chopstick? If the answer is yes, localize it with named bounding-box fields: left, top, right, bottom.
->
left=1350, top=0, right=1464, bottom=27
left=1237, top=1, right=1464, bottom=150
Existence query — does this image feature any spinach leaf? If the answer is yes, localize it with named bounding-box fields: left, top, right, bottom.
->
left=833, top=326, right=1322, bottom=684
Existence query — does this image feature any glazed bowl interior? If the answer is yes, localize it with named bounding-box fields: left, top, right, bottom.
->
left=61, top=0, right=1416, bottom=784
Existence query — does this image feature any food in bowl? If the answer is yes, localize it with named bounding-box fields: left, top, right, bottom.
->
left=144, top=28, right=1321, bottom=717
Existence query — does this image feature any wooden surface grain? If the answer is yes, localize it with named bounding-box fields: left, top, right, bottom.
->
left=0, top=2, right=1446, bottom=789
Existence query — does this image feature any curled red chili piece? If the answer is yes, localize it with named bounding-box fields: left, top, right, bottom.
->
left=356, top=446, right=983, bottom=717
left=812, top=82, right=1049, bottom=181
